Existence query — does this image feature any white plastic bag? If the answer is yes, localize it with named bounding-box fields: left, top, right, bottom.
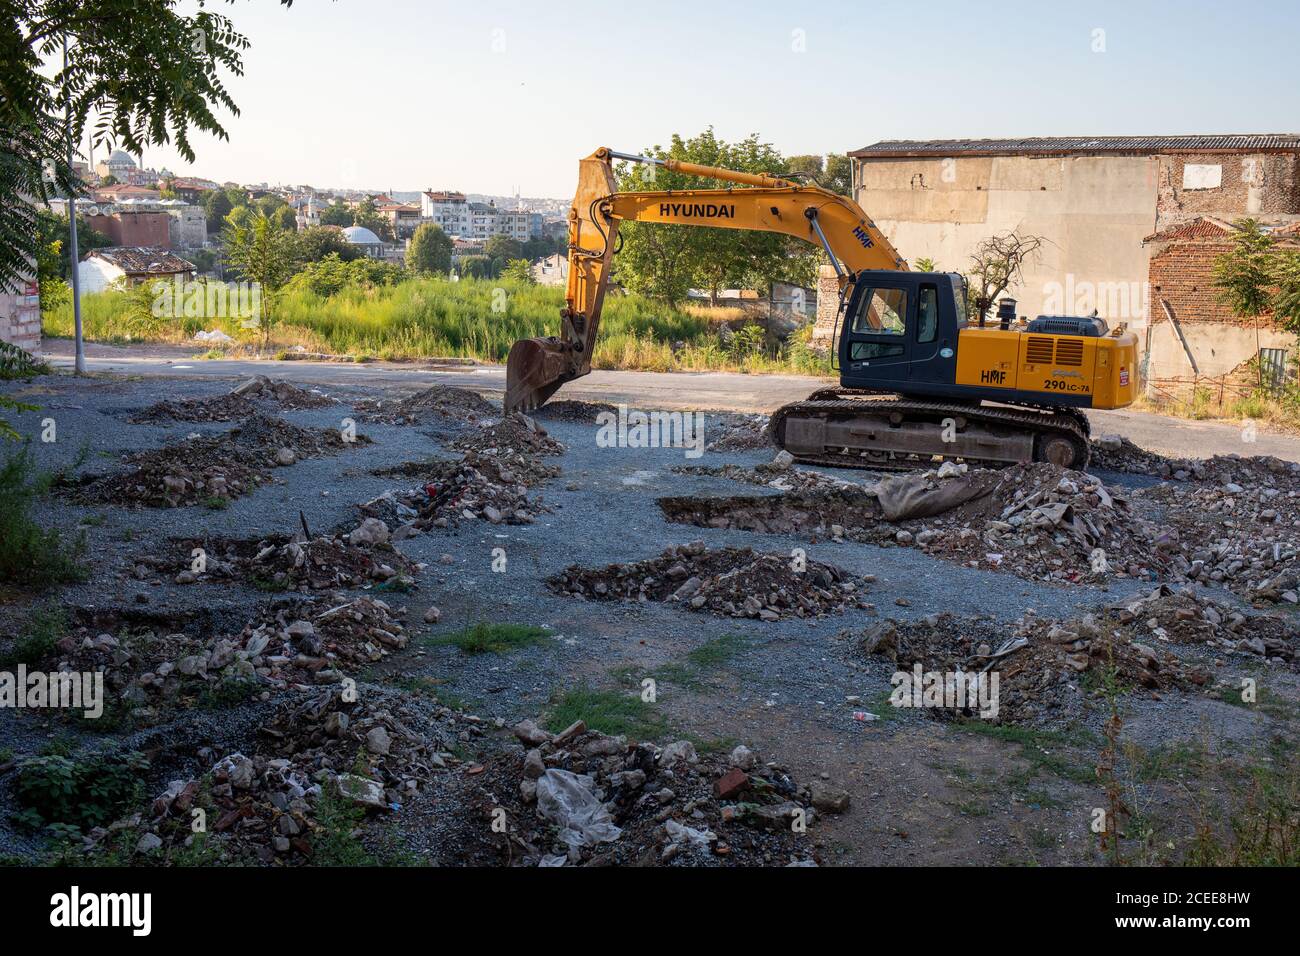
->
left=535, top=769, right=622, bottom=848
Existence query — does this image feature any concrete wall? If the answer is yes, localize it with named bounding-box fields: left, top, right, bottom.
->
left=854, top=154, right=1159, bottom=329
left=1146, top=321, right=1296, bottom=381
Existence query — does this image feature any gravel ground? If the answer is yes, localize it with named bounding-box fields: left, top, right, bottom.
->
left=1, top=369, right=1296, bottom=866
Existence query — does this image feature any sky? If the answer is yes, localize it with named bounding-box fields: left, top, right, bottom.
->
left=116, top=0, right=1300, bottom=197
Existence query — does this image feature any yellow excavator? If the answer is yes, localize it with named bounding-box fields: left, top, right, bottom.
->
left=504, top=147, right=1139, bottom=470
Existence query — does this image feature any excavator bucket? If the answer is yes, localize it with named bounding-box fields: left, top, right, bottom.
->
left=504, top=335, right=573, bottom=412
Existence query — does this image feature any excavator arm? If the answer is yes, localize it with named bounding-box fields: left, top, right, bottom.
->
left=504, top=147, right=908, bottom=411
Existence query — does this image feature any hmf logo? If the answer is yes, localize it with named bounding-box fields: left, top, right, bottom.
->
left=980, top=368, right=1007, bottom=385
left=851, top=225, right=874, bottom=249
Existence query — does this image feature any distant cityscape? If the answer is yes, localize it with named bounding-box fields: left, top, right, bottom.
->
left=50, top=149, right=571, bottom=285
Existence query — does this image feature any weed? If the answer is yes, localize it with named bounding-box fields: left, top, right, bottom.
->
left=0, top=447, right=86, bottom=587
left=543, top=685, right=667, bottom=740
left=429, top=622, right=551, bottom=655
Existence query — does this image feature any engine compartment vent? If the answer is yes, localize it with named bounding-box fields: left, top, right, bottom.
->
left=1025, top=336, right=1055, bottom=364
left=1027, top=315, right=1110, bottom=337
left=1055, top=339, right=1084, bottom=366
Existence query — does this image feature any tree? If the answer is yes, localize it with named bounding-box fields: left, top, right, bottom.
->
left=459, top=255, right=492, bottom=279
left=221, top=210, right=299, bottom=350
left=352, top=199, right=393, bottom=241
left=484, top=235, right=522, bottom=261
left=614, top=128, right=817, bottom=305
left=785, top=153, right=852, bottom=196
left=1213, top=219, right=1276, bottom=320
left=298, top=225, right=363, bottom=264
left=202, top=189, right=233, bottom=233
left=501, top=259, right=534, bottom=284
left=1272, top=249, right=1300, bottom=334
left=320, top=202, right=354, bottom=227
left=0, top=0, right=296, bottom=292
left=406, top=223, right=452, bottom=275
left=966, top=231, right=1048, bottom=322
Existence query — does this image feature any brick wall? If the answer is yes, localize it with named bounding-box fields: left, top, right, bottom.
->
left=0, top=281, right=42, bottom=355
left=810, top=264, right=841, bottom=349
left=1146, top=239, right=1283, bottom=328
left=1155, top=152, right=1300, bottom=232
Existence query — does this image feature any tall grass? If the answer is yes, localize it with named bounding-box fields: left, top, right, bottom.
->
left=42, top=276, right=833, bottom=375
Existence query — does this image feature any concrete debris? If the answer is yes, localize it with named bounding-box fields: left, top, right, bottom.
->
left=131, top=376, right=333, bottom=423
left=357, top=385, right=497, bottom=426
left=549, top=542, right=873, bottom=621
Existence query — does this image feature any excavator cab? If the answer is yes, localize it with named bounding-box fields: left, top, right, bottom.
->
left=836, top=271, right=967, bottom=396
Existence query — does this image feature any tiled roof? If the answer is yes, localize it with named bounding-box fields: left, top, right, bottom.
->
left=85, top=246, right=195, bottom=274
left=1143, top=217, right=1300, bottom=244
left=850, top=135, right=1300, bottom=158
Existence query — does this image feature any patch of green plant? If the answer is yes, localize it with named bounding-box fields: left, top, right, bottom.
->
left=0, top=342, right=50, bottom=380
left=0, top=447, right=86, bottom=587
left=194, top=677, right=260, bottom=710
left=12, top=750, right=149, bottom=832
left=312, top=779, right=377, bottom=866
left=429, top=622, right=551, bottom=655
left=543, top=685, right=667, bottom=740
left=0, top=607, right=65, bottom=667
left=953, top=721, right=1100, bottom=784
left=201, top=495, right=230, bottom=510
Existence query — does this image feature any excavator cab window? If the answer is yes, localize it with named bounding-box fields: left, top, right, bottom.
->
left=917, top=285, right=938, bottom=343
left=851, top=288, right=907, bottom=335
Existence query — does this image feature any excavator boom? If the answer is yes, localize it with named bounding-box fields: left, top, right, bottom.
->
left=504, top=147, right=905, bottom=411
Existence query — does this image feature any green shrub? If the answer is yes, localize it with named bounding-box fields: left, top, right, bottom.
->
left=13, top=751, right=149, bottom=832
left=0, top=447, right=85, bottom=587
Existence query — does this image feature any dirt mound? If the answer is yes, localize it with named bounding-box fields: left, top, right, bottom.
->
left=358, top=385, right=497, bottom=425
left=229, top=375, right=336, bottom=409
left=230, top=412, right=370, bottom=461
left=131, top=377, right=334, bottom=422
left=661, top=487, right=884, bottom=543
left=455, top=724, right=828, bottom=866
left=532, top=400, right=618, bottom=423
left=77, top=435, right=271, bottom=508
left=451, top=413, right=565, bottom=457
left=1091, top=435, right=1300, bottom=488
left=857, top=607, right=1210, bottom=726
left=549, top=542, right=871, bottom=621
left=125, top=688, right=459, bottom=864
left=152, top=528, right=418, bottom=591
left=131, top=393, right=258, bottom=424
left=673, top=460, right=854, bottom=494
left=362, top=454, right=550, bottom=531
left=1108, top=585, right=1297, bottom=666
left=707, top=414, right=773, bottom=452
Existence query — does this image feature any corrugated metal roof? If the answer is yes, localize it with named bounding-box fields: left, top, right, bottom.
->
left=850, top=135, right=1300, bottom=158
left=86, top=246, right=195, bottom=274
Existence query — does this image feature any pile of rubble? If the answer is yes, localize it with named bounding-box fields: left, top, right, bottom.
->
left=362, top=455, right=550, bottom=531
left=857, top=607, right=1210, bottom=725
left=130, top=377, right=334, bottom=423
left=118, top=688, right=459, bottom=864
left=357, top=385, right=497, bottom=426
left=1136, top=458, right=1300, bottom=603
left=451, top=413, right=565, bottom=458
left=156, top=527, right=418, bottom=591
left=1107, top=584, right=1297, bottom=667
left=229, top=412, right=369, bottom=463
left=549, top=541, right=872, bottom=621
left=37, top=596, right=413, bottom=726
left=706, top=413, right=773, bottom=452
left=76, top=414, right=366, bottom=508
left=470, top=721, right=832, bottom=866
left=1088, top=435, right=1178, bottom=475
left=900, top=463, right=1165, bottom=583
left=673, top=454, right=856, bottom=495
left=532, top=400, right=618, bottom=423
left=660, top=486, right=885, bottom=543
left=78, top=435, right=271, bottom=507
